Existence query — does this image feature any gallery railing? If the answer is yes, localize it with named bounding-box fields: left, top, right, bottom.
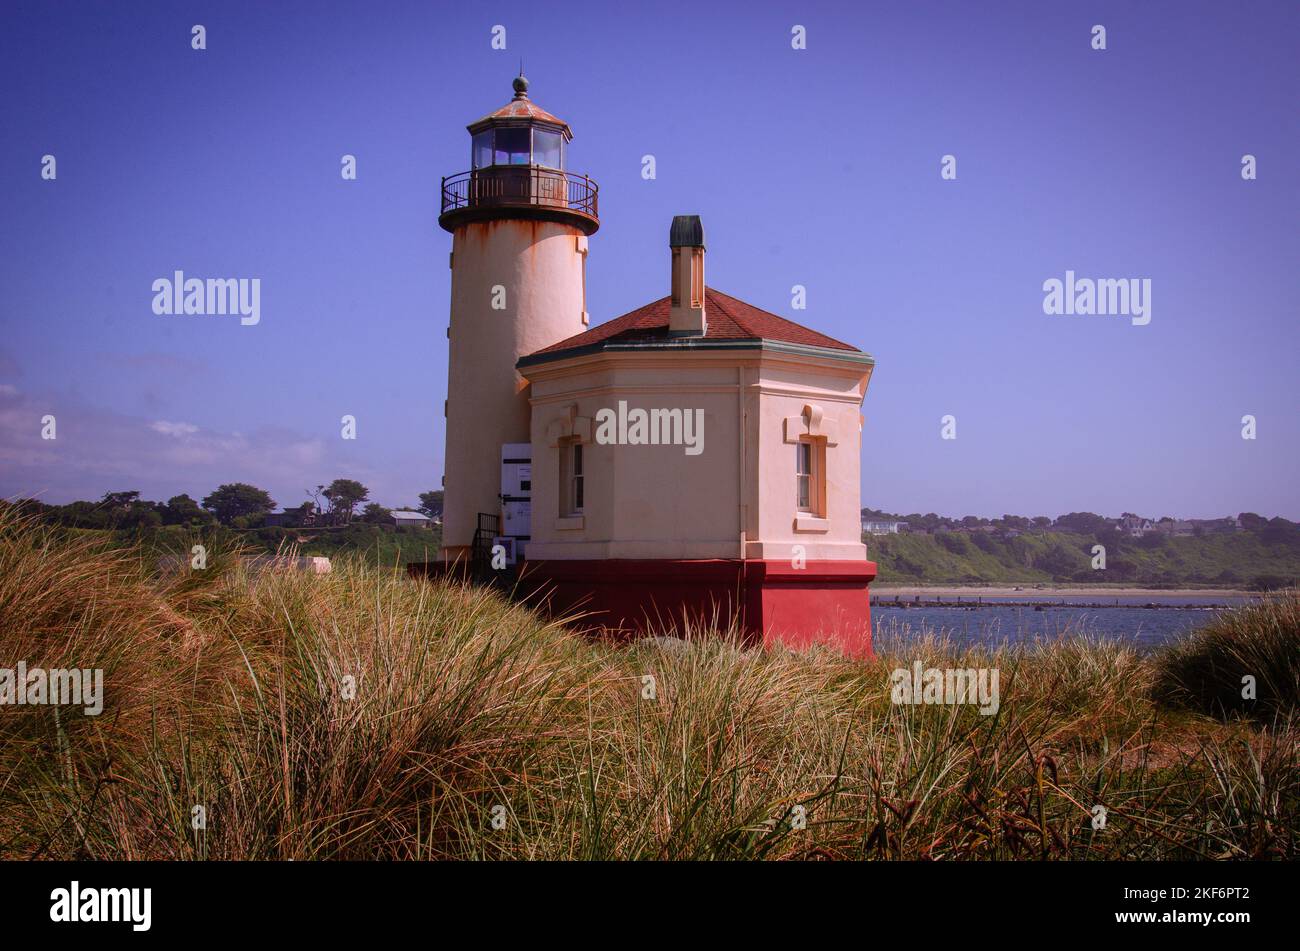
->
left=440, top=167, right=598, bottom=220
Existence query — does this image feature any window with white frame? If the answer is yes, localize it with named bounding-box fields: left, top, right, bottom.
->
left=796, top=438, right=824, bottom=516
left=796, top=441, right=812, bottom=511
left=560, top=440, right=584, bottom=516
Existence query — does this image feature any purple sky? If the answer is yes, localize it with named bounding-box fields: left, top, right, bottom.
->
left=1, top=0, right=1296, bottom=519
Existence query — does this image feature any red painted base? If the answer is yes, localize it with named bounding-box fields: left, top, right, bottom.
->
left=516, top=559, right=877, bottom=657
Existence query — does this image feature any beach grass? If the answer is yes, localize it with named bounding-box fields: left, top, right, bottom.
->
left=0, top=507, right=1295, bottom=860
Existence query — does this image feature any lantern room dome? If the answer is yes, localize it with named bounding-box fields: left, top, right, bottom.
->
left=468, top=76, right=572, bottom=140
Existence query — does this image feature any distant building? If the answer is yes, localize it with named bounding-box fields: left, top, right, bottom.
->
left=1188, top=517, right=1241, bottom=534
left=1149, top=517, right=1237, bottom=537
left=431, top=77, right=877, bottom=654
left=392, top=510, right=433, bottom=529
left=862, top=519, right=907, bottom=535
left=263, top=507, right=316, bottom=528
left=1118, top=515, right=1156, bottom=537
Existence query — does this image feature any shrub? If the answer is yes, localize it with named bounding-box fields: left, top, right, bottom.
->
left=1152, top=590, right=1300, bottom=721
left=937, top=533, right=970, bottom=555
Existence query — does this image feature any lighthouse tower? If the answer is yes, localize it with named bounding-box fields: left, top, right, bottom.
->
left=437, top=76, right=599, bottom=561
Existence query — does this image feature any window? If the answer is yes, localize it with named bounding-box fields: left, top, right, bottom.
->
left=474, top=126, right=566, bottom=168
left=796, top=441, right=813, bottom=512
left=472, top=131, right=493, bottom=169
left=671, top=248, right=681, bottom=306
left=494, top=127, right=530, bottom=166
left=533, top=129, right=562, bottom=168
left=572, top=444, right=584, bottom=513
left=796, top=438, right=826, bottom=516
left=560, top=441, right=584, bottom=515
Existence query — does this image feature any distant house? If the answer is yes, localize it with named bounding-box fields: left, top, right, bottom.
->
left=1188, top=517, right=1241, bottom=534
left=1118, top=515, right=1156, bottom=537
left=263, top=507, right=316, bottom=528
left=862, top=519, right=907, bottom=535
left=391, top=510, right=433, bottom=529
left=1135, top=516, right=1239, bottom=537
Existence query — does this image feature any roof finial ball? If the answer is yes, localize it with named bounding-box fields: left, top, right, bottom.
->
left=512, top=72, right=529, bottom=99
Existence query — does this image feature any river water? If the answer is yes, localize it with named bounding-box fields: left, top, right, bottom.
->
left=871, top=595, right=1255, bottom=652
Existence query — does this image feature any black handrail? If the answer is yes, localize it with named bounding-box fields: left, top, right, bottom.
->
left=470, top=512, right=501, bottom=583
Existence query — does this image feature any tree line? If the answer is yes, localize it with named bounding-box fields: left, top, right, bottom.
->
left=8, top=484, right=445, bottom=531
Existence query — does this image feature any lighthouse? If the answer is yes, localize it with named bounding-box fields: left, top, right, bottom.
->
left=429, top=78, right=878, bottom=655
left=437, top=75, right=599, bottom=562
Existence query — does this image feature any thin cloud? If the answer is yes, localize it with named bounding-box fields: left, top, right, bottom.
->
left=0, top=383, right=385, bottom=508
left=150, top=420, right=199, bottom=438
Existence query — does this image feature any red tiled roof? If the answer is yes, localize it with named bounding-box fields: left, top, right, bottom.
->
left=527, top=288, right=861, bottom=359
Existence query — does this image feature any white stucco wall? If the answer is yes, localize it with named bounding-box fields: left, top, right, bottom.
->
left=441, top=218, right=588, bottom=554
left=521, top=348, right=871, bottom=561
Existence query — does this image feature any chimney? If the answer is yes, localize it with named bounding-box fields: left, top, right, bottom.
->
left=669, top=215, right=706, bottom=336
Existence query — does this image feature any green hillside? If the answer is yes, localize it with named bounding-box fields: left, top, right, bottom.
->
left=867, top=530, right=1300, bottom=588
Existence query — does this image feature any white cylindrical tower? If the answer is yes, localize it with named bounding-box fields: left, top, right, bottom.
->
left=438, top=76, right=599, bottom=560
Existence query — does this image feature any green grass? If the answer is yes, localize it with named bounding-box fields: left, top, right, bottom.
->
left=175, top=521, right=442, bottom=566
left=868, top=530, right=1300, bottom=587
left=0, top=508, right=1295, bottom=860
left=1153, top=594, right=1300, bottom=721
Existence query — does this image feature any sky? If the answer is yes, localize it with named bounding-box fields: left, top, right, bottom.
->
left=0, top=0, right=1296, bottom=519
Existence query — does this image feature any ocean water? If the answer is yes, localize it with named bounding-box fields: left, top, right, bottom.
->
left=872, top=596, right=1253, bottom=652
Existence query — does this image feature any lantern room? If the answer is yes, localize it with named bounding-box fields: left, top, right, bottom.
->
left=439, top=75, right=599, bottom=234
left=469, top=76, right=568, bottom=169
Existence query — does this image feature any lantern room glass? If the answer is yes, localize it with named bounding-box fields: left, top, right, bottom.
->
left=470, top=126, right=566, bottom=169
left=533, top=129, right=562, bottom=168
left=471, top=132, right=492, bottom=169
left=493, top=127, right=530, bottom=166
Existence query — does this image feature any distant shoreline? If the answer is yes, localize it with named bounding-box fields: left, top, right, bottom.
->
left=871, top=585, right=1256, bottom=599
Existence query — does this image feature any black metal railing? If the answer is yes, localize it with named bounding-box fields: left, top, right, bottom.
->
left=441, top=167, right=598, bottom=220
left=470, top=512, right=500, bottom=583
